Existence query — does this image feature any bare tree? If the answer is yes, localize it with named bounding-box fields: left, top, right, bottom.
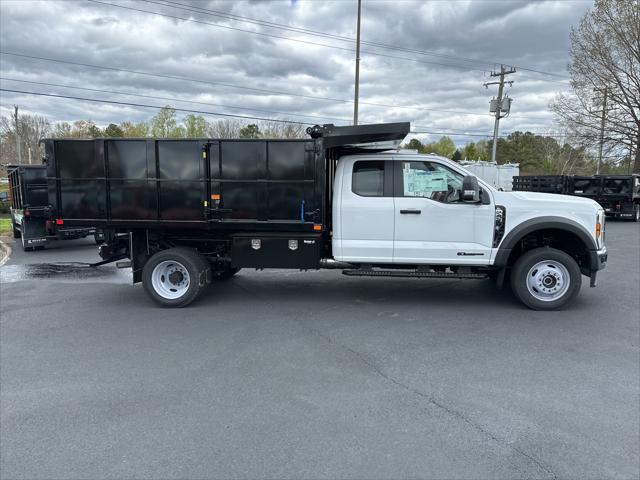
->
left=551, top=0, right=640, bottom=172
left=206, top=119, right=245, bottom=139
left=259, top=120, right=307, bottom=139
left=0, top=114, right=51, bottom=165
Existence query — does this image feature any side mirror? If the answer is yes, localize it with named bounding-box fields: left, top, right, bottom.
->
left=462, top=175, right=481, bottom=203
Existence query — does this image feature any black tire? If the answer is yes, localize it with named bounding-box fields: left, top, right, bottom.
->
left=142, top=247, right=211, bottom=307
left=630, top=204, right=640, bottom=222
left=12, top=220, right=21, bottom=239
left=510, top=247, right=582, bottom=311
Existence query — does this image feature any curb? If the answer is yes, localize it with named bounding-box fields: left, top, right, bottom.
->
left=0, top=237, right=12, bottom=267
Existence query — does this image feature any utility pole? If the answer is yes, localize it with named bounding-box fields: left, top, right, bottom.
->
left=13, top=104, right=22, bottom=164
left=484, top=65, right=516, bottom=162
left=353, top=0, right=362, bottom=125
left=596, top=86, right=608, bottom=175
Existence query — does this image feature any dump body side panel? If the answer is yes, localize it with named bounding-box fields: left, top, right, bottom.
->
left=45, top=138, right=324, bottom=233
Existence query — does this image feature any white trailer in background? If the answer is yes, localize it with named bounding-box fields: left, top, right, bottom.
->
left=460, top=161, right=519, bottom=191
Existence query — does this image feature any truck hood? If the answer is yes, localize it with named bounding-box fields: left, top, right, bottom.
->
left=495, top=190, right=601, bottom=210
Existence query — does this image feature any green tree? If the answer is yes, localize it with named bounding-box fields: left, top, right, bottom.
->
left=239, top=124, right=260, bottom=139
left=462, top=142, right=478, bottom=160
left=406, top=138, right=425, bottom=151
left=422, top=136, right=456, bottom=157
left=183, top=114, right=207, bottom=138
left=120, top=121, right=149, bottom=137
left=104, top=123, right=124, bottom=137
left=151, top=106, right=180, bottom=137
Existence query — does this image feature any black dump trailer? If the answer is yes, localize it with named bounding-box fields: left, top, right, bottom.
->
left=513, top=173, right=639, bottom=221
left=597, top=175, right=640, bottom=220
left=7, top=164, right=95, bottom=251
left=512, top=175, right=571, bottom=194
left=43, top=122, right=409, bottom=305
left=571, top=175, right=602, bottom=200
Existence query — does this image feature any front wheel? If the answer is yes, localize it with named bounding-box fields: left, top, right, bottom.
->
left=142, top=248, right=211, bottom=307
left=510, top=248, right=582, bottom=310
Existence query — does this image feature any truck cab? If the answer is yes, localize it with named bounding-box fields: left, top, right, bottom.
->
left=332, top=151, right=607, bottom=310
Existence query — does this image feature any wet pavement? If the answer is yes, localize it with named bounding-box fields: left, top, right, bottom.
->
left=1, top=224, right=639, bottom=479
left=0, top=237, right=129, bottom=284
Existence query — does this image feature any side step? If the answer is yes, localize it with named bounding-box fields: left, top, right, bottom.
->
left=342, top=269, right=488, bottom=279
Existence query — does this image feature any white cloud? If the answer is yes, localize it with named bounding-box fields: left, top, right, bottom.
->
left=0, top=0, right=592, bottom=145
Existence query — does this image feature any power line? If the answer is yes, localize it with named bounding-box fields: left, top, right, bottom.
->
left=0, top=88, right=310, bottom=125
left=2, top=51, right=529, bottom=118
left=153, top=0, right=570, bottom=81
left=0, top=88, right=502, bottom=138
left=0, top=77, right=351, bottom=123
left=0, top=91, right=594, bottom=142
left=1, top=77, right=564, bottom=138
left=86, top=0, right=494, bottom=74
left=88, top=0, right=569, bottom=86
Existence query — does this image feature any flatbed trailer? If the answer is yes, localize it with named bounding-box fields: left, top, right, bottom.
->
left=7, top=164, right=95, bottom=251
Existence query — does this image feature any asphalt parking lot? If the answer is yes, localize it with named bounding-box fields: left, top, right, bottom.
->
left=1, top=222, right=639, bottom=479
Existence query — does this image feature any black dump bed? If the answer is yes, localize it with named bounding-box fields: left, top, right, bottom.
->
left=43, top=123, right=409, bottom=233
left=600, top=175, right=639, bottom=197
left=512, top=175, right=570, bottom=194
left=7, top=164, right=49, bottom=216
left=571, top=176, right=602, bottom=199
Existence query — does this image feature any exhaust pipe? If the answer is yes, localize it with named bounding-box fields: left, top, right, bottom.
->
left=320, top=258, right=354, bottom=269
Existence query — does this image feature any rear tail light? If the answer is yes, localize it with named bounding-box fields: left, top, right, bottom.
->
left=55, top=219, right=64, bottom=225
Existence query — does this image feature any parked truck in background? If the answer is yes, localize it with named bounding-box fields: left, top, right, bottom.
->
left=513, top=173, right=639, bottom=221
left=7, top=164, right=96, bottom=251
left=41, top=123, right=607, bottom=310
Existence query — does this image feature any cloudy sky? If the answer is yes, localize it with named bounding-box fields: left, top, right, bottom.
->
left=0, top=0, right=593, bottom=145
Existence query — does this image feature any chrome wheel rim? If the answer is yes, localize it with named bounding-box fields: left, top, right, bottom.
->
left=526, top=260, right=570, bottom=302
left=151, top=260, right=190, bottom=299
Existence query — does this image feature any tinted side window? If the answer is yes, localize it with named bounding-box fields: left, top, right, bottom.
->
left=353, top=161, right=384, bottom=197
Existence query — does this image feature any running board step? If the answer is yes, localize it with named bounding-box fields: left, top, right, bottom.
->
left=342, top=269, right=488, bottom=279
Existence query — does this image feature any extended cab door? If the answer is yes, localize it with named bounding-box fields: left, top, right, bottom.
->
left=334, top=159, right=395, bottom=263
left=393, top=159, right=494, bottom=265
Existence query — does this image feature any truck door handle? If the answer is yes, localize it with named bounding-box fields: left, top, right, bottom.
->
left=400, top=209, right=421, bottom=214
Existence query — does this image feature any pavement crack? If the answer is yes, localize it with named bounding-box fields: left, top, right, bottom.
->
left=234, top=277, right=557, bottom=479
left=300, top=323, right=558, bottom=480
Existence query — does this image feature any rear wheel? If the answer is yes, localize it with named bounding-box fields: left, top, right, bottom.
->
left=631, top=204, right=640, bottom=222
left=12, top=219, right=21, bottom=239
left=142, top=248, right=211, bottom=307
left=510, top=247, right=581, bottom=310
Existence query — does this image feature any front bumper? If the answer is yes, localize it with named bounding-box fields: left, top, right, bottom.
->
left=588, top=247, right=608, bottom=287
